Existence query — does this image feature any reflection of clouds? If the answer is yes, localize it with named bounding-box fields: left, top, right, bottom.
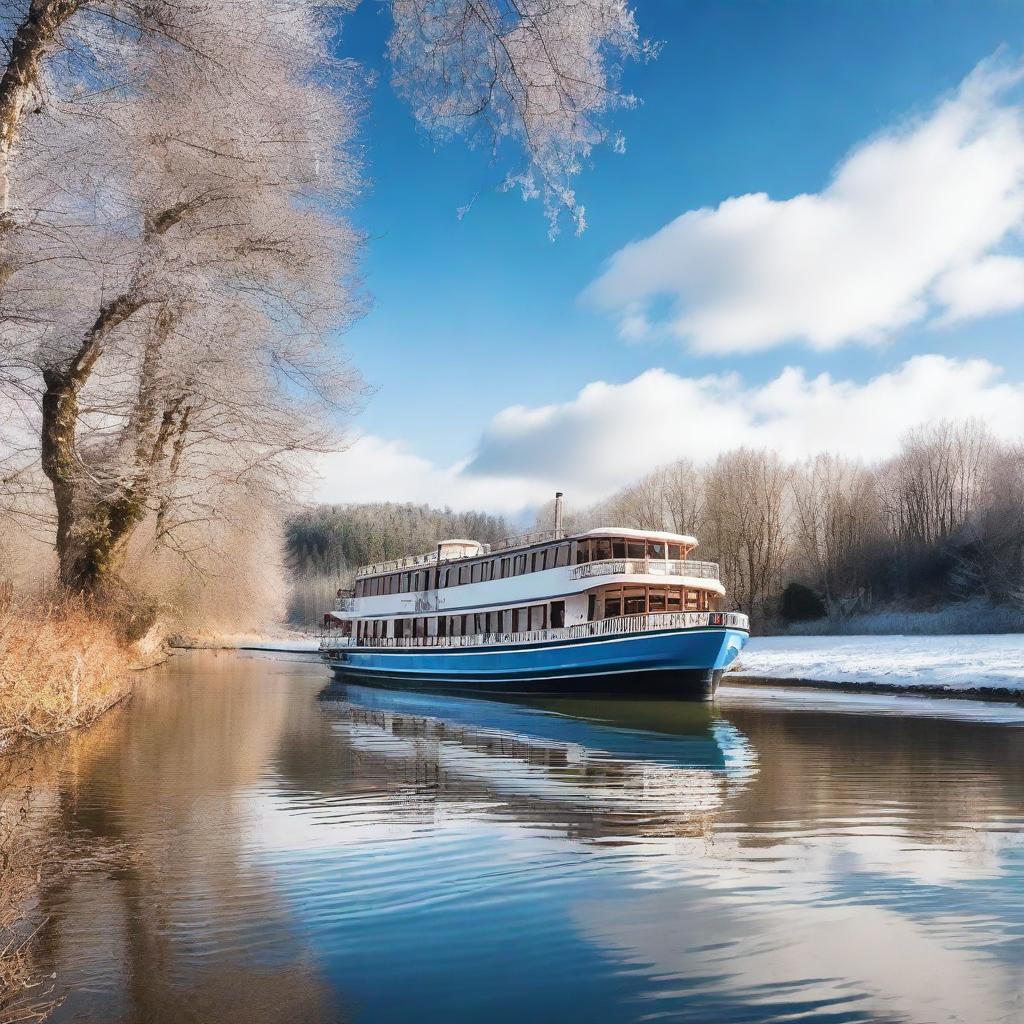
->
left=572, top=885, right=1017, bottom=1024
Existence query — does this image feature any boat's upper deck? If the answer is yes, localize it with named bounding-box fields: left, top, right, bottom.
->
left=336, top=527, right=723, bottom=625
left=354, top=527, right=699, bottom=579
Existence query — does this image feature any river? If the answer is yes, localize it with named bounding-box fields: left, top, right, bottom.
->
left=20, top=650, right=1024, bottom=1023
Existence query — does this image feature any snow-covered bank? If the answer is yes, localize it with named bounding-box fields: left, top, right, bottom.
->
left=733, top=634, right=1024, bottom=697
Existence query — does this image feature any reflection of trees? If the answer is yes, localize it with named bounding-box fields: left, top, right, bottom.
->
left=8, top=653, right=344, bottom=1024
left=721, top=704, right=1024, bottom=838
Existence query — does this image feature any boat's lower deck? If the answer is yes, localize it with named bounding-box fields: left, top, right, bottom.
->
left=323, top=625, right=748, bottom=700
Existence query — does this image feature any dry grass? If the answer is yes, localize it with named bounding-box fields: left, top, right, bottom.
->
left=0, top=600, right=135, bottom=747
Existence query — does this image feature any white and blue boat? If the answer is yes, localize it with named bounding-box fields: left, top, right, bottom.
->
left=321, top=498, right=749, bottom=700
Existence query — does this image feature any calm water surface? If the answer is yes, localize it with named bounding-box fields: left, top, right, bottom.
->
left=31, top=651, right=1024, bottom=1023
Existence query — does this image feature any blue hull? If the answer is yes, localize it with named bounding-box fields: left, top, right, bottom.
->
left=326, top=626, right=748, bottom=700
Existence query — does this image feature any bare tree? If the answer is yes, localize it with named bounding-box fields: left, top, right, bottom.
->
left=790, top=453, right=880, bottom=617
left=878, top=419, right=993, bottom=549
left=0, top=0, right=647, bottom=605
left=2, top=1, right=364, bottom=593
left=703, top=449, right=790, bottom=617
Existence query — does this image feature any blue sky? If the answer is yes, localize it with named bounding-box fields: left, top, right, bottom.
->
left=319, top=1, right=1024, bottom=513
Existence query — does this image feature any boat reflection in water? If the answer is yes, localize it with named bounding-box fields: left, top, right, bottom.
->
left=318, top=681, right=756, bottom=842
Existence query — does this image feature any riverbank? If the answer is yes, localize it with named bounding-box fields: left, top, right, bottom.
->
left=731, top=634, right=1024, bottom=701
left=0, top=602, right=137, bottom=749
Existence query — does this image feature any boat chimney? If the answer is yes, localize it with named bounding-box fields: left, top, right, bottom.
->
left=553, top=491, right=564, bottom=537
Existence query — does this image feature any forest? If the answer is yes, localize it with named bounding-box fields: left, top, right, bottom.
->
left=286, top=419, right=1024, bottom=633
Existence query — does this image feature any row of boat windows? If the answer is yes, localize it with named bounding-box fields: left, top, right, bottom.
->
left=357, top=603, right=557, bottom=640
left=352, top=586, right=715, bottom=640
left=354, top=536, right=694, bottom=598
left=598, top=585, right=713, bottom=616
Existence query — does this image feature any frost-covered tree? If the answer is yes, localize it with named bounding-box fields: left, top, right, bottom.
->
left=0, top=0, right=644, bottom=598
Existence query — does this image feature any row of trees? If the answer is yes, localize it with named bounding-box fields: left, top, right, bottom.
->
left=537, top=420, right=1024, bottom=623
left=286, top=503, right=511, bottom=624
left=0, top=0, right=642, bottom=622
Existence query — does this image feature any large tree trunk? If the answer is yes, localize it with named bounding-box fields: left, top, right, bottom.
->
left=39, top=292, right=147, bottom=592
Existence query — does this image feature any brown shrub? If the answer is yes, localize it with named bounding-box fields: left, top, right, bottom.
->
left=0, top=601, right=134, bottom=745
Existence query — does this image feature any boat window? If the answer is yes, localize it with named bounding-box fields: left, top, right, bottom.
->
left=435, top=616, right=445, bottom=637
left=627, top=540, right=645, bottom=559
left=528, top=605, right=546, bottom=631
left=458, top=564, right=471, bottom=585
left=685, top=589, right=699, bottom=611
left=649, top=590, right=667, bottom=613
left=511, top=608, right=522, bottom=632
left=500, top=557, right=511, bottom=578
left=611, top=538, right=626, bottom=559
left=532, top=549, right=544, bottom=572
left=604, top=596, right=621, bottom=617
left=623, top=587, right=646, bottom=615
left=514, top=554, right=527, bottom=575
left=397, top=573, right=407, bottom=593
left=666, top=590, right=682, bottom=612
left=594, top=538, right=612, bottom=561
left=550, top=601, right=565, bottom=628
left=471, top=562, right=482, bottom=583
left=471, top=612, right=484, bottom=634
left=413, top=618, right=424, bottom=638
left=395, top=618, right=405, bottom=639
left=667, top=543, right=681, bottom=560
left=502, top=609, right=514, bottom=632
left=648, top=541, right=666, bottom=559
left=588, top=593, right=597, bottom=621
left=487, top=611, right=501, bottom=633
left=555, top=544, right=570, bottom=568
left=575, top=540, right=590, bottom=564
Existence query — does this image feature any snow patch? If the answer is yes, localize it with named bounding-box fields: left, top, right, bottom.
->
left=733, top=634, right=1024, bottom=692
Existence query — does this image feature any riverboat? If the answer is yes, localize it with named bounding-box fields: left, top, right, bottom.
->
left=320, top=496, right=749, bottom=700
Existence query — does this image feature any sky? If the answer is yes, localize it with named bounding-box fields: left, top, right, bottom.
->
left=315, top=0, right=1024, bottom=518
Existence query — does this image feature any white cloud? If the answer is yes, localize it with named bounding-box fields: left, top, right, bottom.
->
left=934, top=254, right=1024, bottom=322
left=313, top=434, right=540, bottom=514
left=313, top=355, right=1024, bottom=512
left=585, top=56, right=1024, bottom=353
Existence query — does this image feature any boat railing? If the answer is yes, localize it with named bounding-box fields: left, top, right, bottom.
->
left=570, top=558, right=720, bottom=581
left=320, top=610, right=749, bottom=652
left=356, top=550, right=441, bottom=577
left=488, top=528, right=563, bottom=553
